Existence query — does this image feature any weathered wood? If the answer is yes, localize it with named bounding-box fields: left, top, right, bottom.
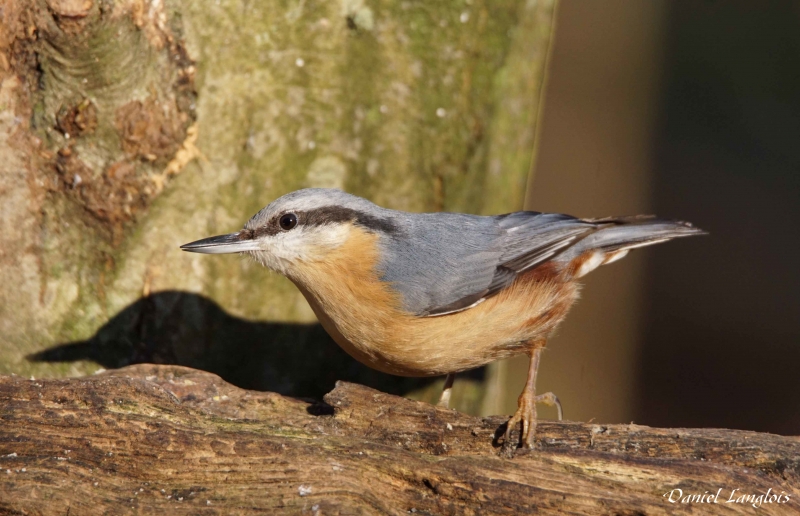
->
left=1, top=364, right=798, bottom=515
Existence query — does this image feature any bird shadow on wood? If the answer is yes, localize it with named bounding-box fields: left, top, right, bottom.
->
left=28, top=290, right=484, bottom=401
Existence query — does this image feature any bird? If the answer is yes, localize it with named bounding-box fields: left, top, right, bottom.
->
left=181, top=188, right=705, bottom=447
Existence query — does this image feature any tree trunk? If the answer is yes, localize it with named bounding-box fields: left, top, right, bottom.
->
left=0, top=0, right=556, bottom=409
left=1, top=365, right=797, bottom=515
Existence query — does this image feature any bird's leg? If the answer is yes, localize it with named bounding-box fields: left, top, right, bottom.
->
left=437, top=373, right=456, bottom=408
left=505, top=344, right=562, bottom=448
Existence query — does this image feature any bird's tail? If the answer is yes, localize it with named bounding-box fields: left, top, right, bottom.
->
left=579, top=215, right=705, bottom=253
left=559, top=216, right=706, bottom=278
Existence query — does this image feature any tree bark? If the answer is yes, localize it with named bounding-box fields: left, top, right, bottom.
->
left=1, top=364, right=798, bottom=515
left=0, top=0, right=556, bottom=412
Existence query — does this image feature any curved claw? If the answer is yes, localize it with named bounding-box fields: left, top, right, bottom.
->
left=534, top=392, right=563, bottom=421
left=504, top=410, right=526, bottom=446
left=504, top=391, right=562, bottom=448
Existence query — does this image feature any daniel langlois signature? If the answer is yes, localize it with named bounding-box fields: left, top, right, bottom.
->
left=663, top=488, right=791, bottom=509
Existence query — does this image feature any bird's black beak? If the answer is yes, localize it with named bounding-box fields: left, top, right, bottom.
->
left=180, top=231, right=260, bottom=254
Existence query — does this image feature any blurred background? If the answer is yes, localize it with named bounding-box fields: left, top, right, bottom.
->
left=3, top=0, right=798, bottom=436
left=504, top=0, right=800, bottom=435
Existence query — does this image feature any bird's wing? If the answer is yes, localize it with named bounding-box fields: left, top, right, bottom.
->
left=381, top=210, right=703, bottom=317
left=379, top=211, right=595, bottom=317
left=495, top=212, right=596, bottom=274
left=420, top=212, right=595, bottom=316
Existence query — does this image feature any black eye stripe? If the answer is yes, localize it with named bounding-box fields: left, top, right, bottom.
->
left=248, top=207, right=399, bottom=238
left=301, top=207, right=399, bottom=234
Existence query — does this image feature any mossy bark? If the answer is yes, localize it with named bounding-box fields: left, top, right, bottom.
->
left=0, top=0, right=556, bottom=410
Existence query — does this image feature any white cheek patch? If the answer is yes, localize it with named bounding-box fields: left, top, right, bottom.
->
left=291, top=224, right=352, bottom=259
left=249, top=224, right=352, bottom=274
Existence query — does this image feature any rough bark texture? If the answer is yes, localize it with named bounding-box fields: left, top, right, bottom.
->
left=0, top=0, right=556, bottom=412
left=0, top=364, right=798, bottom=515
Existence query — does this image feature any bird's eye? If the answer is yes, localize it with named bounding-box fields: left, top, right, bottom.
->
left=279, top=213, right=298, bottom=231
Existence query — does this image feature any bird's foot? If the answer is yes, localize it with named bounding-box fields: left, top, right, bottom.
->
left=504, top=391, right=562, bottom=448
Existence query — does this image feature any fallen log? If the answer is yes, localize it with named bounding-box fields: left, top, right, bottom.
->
left=0, top=364, right=797, bottom=515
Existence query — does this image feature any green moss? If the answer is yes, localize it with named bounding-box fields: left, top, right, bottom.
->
left=4, top=0, right=556, bottom=416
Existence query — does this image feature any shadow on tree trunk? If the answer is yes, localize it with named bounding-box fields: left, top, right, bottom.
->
left=28, top=290, right=485, bottom=400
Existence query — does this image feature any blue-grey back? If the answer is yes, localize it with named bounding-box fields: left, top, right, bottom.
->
left=374, top=208, right=701, bottom=317
left=377, top=212, right=504, bottom=315
left=376, top=209, right=598, bottom=316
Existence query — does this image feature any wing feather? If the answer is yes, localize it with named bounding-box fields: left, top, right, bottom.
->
left=380, top=210, right=702, bottom=317
left=417, top=212, right=594, bottom=316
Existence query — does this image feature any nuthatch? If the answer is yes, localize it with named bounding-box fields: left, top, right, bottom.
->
left=181, top=188, right=704, bottom=447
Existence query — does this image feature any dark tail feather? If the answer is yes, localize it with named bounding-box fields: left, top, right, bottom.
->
left=565, top=215, right=706, bottom=257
